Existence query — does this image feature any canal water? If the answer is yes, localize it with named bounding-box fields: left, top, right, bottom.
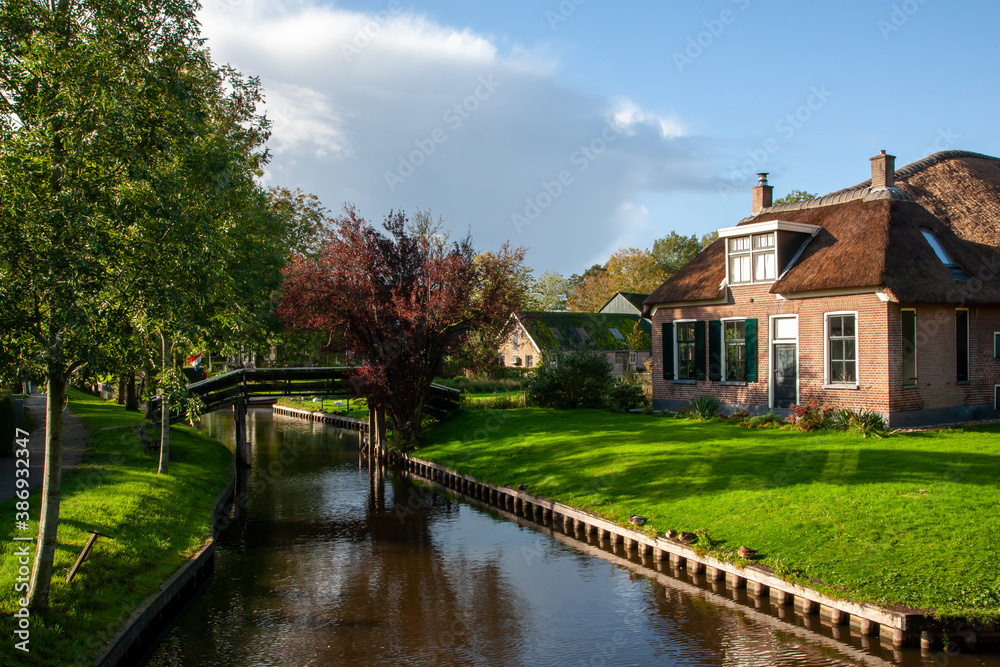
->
left=148, top=409, right=996, bottom=667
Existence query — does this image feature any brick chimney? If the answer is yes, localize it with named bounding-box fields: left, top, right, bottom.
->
left=870, top=150, right=896, bottom=189
left=752, top=173, right=773, bottom=214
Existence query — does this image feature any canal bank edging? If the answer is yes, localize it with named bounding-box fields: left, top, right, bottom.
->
left=465, top=486, right=901, bottom=667
left=272, top=404, right=370, bottom=432
left=402, top=455, right=931, bottom=649
left=92, top=462, right=237, bottom=667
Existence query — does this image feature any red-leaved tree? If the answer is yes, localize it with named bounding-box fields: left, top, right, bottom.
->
left=279, top=206, right=527, bottom=446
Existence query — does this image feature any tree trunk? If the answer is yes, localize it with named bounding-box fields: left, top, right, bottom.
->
left=158, top=333, right=169, bottom=475
left=28, top=373, right=66, bottom=610
left=116, top=376, right=126, bottom=405
left=125, top=374, right=139, bottom=412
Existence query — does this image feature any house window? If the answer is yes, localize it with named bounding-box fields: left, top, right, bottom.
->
left=752, top=233, right=776, bottom=281
left=728, top=236, right=751, bottom=284
left=676, top=322, right=697, bottom=380
left=902, top=309, right=917, bottom=386
left=615, top=352, right=627, bottom=366
left=827, top=314, right=857, bottom=384
left=497, top=355, right=505, bottom=366
left=511, top=355, right=521, bottom=367
left=629, top=351, right=637, bottom=365
left=995, top=332, right=1000, bottom=359
left=921, top=229, right=970, bottom=280
left=525, top=355, right=533, bottom=368
left=957, top=309, right=969, bottom=383
left=512, top=330, right=519, bottom=352
left=724, top=320, right=746, bottom=381
left=728, top=233, right=775, bottom=284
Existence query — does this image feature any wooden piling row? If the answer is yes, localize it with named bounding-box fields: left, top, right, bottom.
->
left=401, top=454, right=933, bottom=649
left=267, top=407, right=990, bottom=654
left=271, top=404, right=370, bottom=432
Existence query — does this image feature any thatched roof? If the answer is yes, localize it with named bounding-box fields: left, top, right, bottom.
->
left=517, top=312, right=652, bottom=353
left=644, top=150, right=1000, bottom=312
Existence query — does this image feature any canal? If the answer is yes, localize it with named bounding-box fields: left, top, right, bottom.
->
left=148, top=409, right=995, bottom=666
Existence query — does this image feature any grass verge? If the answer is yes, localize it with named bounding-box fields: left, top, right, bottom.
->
left=274, top=395, right=369, bottom=420
left=0, top=389, right=232, bottom=666
left=418, top=408, right=1000, bottom=622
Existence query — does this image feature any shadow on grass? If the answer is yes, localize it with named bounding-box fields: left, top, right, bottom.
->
left=422, top=409, right=1000, bottom=502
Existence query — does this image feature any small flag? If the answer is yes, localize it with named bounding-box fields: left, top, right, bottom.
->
left=188, top=354, right=202, bottom=371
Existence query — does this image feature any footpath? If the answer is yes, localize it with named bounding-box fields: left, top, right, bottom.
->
left=0, top=390, right=90, bottom=503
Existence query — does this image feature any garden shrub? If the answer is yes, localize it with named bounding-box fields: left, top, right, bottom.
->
left=608, top=383, right=645, bottom=412
left=741, top=410, right=786, bottom=429
left=832, top=407, right=888, bottom=438
left=526, top=352, right=613, bottom=409
left=686, top=395, right=722, bottom=420
left=788, top=399, right=833, bottom=431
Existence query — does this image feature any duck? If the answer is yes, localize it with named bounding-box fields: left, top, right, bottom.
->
left=665, top=529, right=678, bottom=540
left=629, top=514, right=647, bottom=527
left=678, top=531, right=698, bottom=544
left=517, top=483, right=528, bottom=491
left=738, top=545, right=758, bottom=559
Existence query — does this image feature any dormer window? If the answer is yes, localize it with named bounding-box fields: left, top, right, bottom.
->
left=920, top=229, right=970, bottom=280
left=728, top=232, right=775, bottom=284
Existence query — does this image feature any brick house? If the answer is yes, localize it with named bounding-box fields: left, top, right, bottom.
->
left=643, top=150, right=1000, bottom=427
left=498, top=312, right=652, bottom=378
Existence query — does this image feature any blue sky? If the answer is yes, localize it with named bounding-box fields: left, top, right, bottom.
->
left=199, top=0, right=1000, bottom=276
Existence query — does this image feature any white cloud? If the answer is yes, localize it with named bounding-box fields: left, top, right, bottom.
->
left=198, top=0, right=721, bottom=274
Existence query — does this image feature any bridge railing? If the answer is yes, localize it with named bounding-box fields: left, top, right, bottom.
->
left=149, top=367, right=461, bottom=424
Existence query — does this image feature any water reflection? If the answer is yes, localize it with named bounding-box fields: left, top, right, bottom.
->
left=148, top=410, right=998, bottom=667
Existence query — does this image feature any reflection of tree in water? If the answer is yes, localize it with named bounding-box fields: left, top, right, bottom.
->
left=152, top=410, right=528, bottom=666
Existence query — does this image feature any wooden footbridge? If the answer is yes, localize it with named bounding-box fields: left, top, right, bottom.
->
left=149, top=367, right=460, bottom=463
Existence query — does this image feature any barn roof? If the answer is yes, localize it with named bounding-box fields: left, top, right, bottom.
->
left=517, top=312, right=652, bottom=353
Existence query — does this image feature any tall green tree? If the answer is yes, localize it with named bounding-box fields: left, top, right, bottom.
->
left=0, top=0, right=282, bottom=608
left=650, top=231, right=715, bottom=278
left=773, top=189, right=817, bottom=206
left=528, top=270, right=568, bottom=311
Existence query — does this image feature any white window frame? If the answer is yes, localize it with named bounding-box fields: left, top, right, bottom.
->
left=956, top=308, right=970, bottom=383
left=674, top=319, right=697, bottom=383
left=726, top=232, right=776, bottom=286
left=768, top=315, right=799, bottom=409
left=510, top=354, right=520, bottom=367
left=629, top=351, right=637, bottom=365
left=525, top=354, right=533, bottom=368
left=720, top=316, right=748, bottom=384
left=901, top=308, right=918, bottom=388
left=823, top=311, right=860, bottom=388
left=512, top=330, right=519, bottom=352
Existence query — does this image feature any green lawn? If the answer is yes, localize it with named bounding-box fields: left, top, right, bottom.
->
left=0, top=390, right=233, bottom=666
left=274, top=395, right=368, bottom=420
left=418, top=408, right=1000, bottom=622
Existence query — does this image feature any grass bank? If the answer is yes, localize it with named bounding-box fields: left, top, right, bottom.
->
left=0, top=390, right=232, bottom=666
left=418, top=408, right=1000, bottom=622
left=274, top=395, right=368, bottom=420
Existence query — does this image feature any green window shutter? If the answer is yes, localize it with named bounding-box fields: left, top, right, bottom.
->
left=708, top=320, right=722, bottom=382
left=662, top=322, right=674, bottom=380
left=695, top=321, right=706, bottom=381
left=745, top=318, right=758, bottom=382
